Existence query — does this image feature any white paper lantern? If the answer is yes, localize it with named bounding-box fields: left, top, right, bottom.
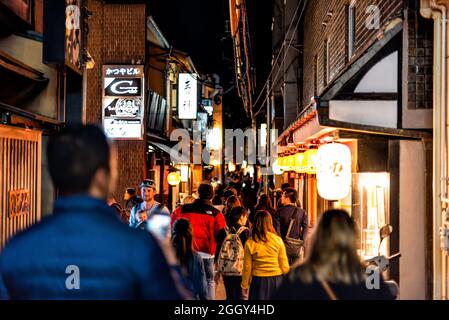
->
left=272, top=158, right=283, bottom=175
left=316, top=143, right=352, bottom=200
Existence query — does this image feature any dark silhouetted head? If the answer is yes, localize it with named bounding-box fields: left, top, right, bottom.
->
left=212, top=195, right=223, bottom=206
left=198, top=183, right=214, bottom=200
left=281, top=183, right=290, bottom=191
left=282, top=187, right=297, bottom=205
left=47, top=125, right=111, bottom=197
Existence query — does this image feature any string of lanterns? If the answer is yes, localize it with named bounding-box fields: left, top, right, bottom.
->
left=273, top=142, right=352, bottom=201
left=275, top=148, right=318, bottom=174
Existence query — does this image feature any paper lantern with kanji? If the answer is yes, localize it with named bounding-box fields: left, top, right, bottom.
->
left=316, top=143, right=352, bottom=200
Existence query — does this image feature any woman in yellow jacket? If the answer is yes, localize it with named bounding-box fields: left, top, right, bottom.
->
left=242, top=210, right=290, bottom=300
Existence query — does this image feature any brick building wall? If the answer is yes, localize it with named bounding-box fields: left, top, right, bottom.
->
left=406, top=0, right=433, bottom=110
left=302, top=0, right=403, bottom=107
left=85, top=1, right=147, bottom=204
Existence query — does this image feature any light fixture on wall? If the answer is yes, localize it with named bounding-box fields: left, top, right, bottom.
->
left=83, top=50, right=95, bottom=70
left=167, top=172, right=181, bottom=186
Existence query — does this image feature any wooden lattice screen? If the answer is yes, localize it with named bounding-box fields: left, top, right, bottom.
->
left=0, top=125, right=42, bottom=251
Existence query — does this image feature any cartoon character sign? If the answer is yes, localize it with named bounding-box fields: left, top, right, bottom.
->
left=65, top=0, right=81, bottom=70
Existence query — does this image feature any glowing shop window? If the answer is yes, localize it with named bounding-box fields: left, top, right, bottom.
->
left=352, top=172, right=390, bottom=259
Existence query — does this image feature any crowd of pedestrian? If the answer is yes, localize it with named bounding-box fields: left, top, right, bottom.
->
left=0, top=125, right=394, bottom=300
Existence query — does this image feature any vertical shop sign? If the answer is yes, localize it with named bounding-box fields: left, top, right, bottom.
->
left=178, top=73, right=198, bottom=120
left=102, top=65, right=145, bottom=139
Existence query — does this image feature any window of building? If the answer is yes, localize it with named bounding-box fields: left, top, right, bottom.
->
left=323, top=39, right=330, bottom=86
left=347, top=2, right=356, bottom=60
left=313, top=54, right=318, bottom=96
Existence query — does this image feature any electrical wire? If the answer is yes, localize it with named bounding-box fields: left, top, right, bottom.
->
left=250, top=0, right=305, bottom=116
left=241, top=0, right=253, bottom=118
left=253, top=0, right=308, bottom=118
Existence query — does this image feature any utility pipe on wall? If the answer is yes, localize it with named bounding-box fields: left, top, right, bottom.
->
left=421, top=0, right=449, bottom=300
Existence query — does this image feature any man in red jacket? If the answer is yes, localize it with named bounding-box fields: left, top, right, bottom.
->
left=171, top=183, right=227, bottom=300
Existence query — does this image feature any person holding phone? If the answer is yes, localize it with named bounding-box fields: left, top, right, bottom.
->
left=129, top=179, right=170, bottom=229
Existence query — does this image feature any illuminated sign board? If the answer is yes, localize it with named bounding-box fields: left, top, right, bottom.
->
left=102, top=65, right=144, bottom=140
left=178, top=73, right=198, bottom=120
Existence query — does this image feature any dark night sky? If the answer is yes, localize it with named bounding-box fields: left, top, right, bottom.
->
left=150, top=0, right=272, bottom=129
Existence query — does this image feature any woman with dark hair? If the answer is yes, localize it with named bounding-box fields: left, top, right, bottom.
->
left=212, top=195, right=225, bottom=212
left=171, top=218, right=208, bottom=300
left=251, top=194, right=275, bottom=224
left=219, top=207, right=250, bottom=300
left=273, top=209, right=394, bottom=300
left=122, top=187, right=142, bottom=223
left=223, top=195, right=242, bottom=220
left=241, top=210, right=289, bottom=300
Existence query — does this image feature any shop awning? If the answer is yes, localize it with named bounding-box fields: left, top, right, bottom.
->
left=148, top=131, right=191, bottom=164
left=149, top=141, right=190, bottom=163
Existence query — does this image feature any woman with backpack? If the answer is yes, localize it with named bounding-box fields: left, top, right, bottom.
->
left=242, top=210, right=290, bottom=300
left=171, top=218, right=208, bottom=300
left=217, top=207, right=250, bottom=300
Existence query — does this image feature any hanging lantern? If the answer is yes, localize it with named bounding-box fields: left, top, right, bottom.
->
left=272, top=158, right=283, bottom=175
left=278, top=156, right=285, bottom=168
left=167, top=172, right=181, bottom=186
left=293, top=152, right=306, bottom=173
left=304, top=149, right=318, bottom=174
left=180, top=165, right=189, bottom=182
left=286, top=155, right=295, bottom=171
left=316, top=143, right=352, bottom=200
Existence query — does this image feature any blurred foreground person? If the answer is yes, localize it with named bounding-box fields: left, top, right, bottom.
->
left=273, top=209, right=394, bottom=300
left=107, top=196, right=123, bottom=220
left=242, top=210, right=289, bottom=300
left=172, top=218, right=207, bottom=300
left=0, top=125, right=188, bottom=300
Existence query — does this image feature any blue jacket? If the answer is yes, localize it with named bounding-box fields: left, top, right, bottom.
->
left=0, top=195, right=187, bottom=300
